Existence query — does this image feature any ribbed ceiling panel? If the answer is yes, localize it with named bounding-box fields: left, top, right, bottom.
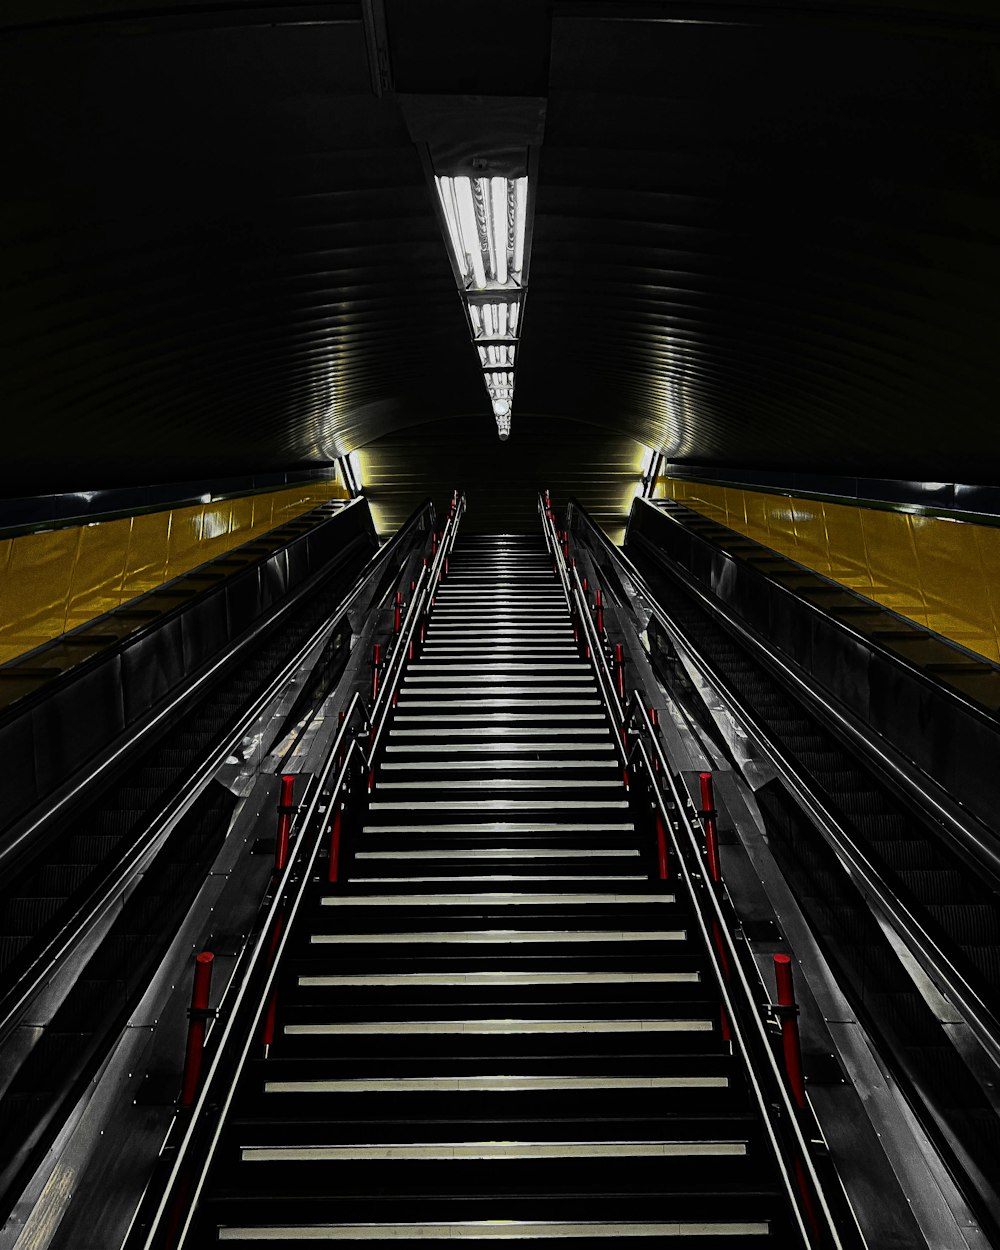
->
left=2, top=2, right=998, bottom=501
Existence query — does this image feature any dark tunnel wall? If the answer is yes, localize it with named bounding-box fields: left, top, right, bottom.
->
left=1, top=2, right=999, bottom=509
left=359, top=416, right=644, bottom=540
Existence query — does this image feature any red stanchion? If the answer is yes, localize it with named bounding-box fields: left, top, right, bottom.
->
left=582, top=577, right=588, bottom=593
left=444, top=554, right=449, bottom=577
left=371, top=643, right=381, bottom=703
left=595, top=588, right=604, bottom=636
left=563, top=536, right=570, bottom=561
left=432, top=532, right=437, bottom=558
left=274, top=775, right=295, bottom=874
left=614, top=643, right=625, bottom=700
left=260, top=911, right=286, bottom=1050
left=394, top=592, right=402, bottom=634
left=774, top=954, right=807, bottom=1109
left=179, top=952, right=214, bottom=1107
left=654, top=809, right=669, bottom=879
left=327, top=805, right=343, bottom=884
left=699, top=771, right=721, bottom=883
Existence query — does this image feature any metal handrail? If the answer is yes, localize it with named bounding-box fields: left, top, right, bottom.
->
left=0, top=498, right=435, bottom=1049
left=134, top=493, right=467, bottom=1249
left=539, top=492, right=843, bottom=1249
left=137, top=693, right=367, bottom=1250
left=538, top=495, right=627, bottom=765
left=571, top=499, right=1000, bottom=1073
left=367, top=495, right=466, bottom=767
left=627, top=698, right=845, bottom=1249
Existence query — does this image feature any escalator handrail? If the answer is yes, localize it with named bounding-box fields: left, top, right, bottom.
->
left=0, top=499, right=434, bottom=1049
left=133, top=495, right=466, bottom=1249
left=629, top=699, right=848, bottom=1250
left=568, top=498, right=1000, bottom=1074
left=538, top=495, right=627, bottom=762
left=541, top=494, right=844, bottom=1249
left=367, top=495, right=466, bottom=767
left=135, top=693, right=369, bottom=1250
left=573, top=495, right=1000, bottom=891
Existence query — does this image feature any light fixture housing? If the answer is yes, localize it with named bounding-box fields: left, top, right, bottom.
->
left=433, top=172, right=532, bottom=440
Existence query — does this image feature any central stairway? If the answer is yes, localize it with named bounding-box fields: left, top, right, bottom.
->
left=197, top=534, right=791, bottom=1244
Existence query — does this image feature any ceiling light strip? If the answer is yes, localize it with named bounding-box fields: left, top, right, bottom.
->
left=434, top=174, right=531, bottom=441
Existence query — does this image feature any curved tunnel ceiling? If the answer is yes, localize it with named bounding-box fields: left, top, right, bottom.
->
left=1, top=1, right=999, bottom=499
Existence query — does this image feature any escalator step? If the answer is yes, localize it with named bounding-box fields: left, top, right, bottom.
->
left=896, top=870, right=971, bottom=905
left=67, top=834, right=124, bottom=861
left=93, top=810, right=142, bottom=837
left=135, top=767, right=183, bottom=789
left=872, top=840, right=938, bottom=871
left=37, top=864, right=95, bottom=896
left=962, top=946, right=1000, bottom=985
left=0, top=896, right=67, bottom=934
left=929, top=905, right=1000, bottom=944
left=0, top=935, right=31, bottom=966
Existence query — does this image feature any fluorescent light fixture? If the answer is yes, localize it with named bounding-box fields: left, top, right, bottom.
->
left=433, top=171, right=531, bottom=439
left=469, top=299, right=520, bottom=340
left=478, top=344, right=515, bottom=368
left=434, top=175, right=527, bottom=292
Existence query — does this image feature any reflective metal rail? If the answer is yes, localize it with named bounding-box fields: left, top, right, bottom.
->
left=539, top=491, right=851, bottom=1250
left=130, top=491, right=467, bottom=1250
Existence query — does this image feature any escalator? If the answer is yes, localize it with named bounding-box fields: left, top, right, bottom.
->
left=597, top=502, right=1000, bottom=1235
left=0, top=500, right=423, bottom=1220
left=138, top=530, right=835, bottom=1248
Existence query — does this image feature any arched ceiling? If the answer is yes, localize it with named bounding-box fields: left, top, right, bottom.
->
left=2, top=0, right=999, bottom=503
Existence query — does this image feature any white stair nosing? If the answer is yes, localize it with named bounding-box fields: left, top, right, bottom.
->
left=283, top=1018, right=712, bottom=1036
left=263, top=1073, right=726, bottom=1093
left=379, top=762, right=618, bottom=772
left=369, top=801, right=632, bottom=810
left=385, top=740, right=612, bottom=750
left=310, top=929, right=686, bottom=945
left=347, top=874, right=649, bottom=883
left=241, top=1140, right=745, bottom=1162
left=392, top=714, right=607, bottom=722
left=361, top=822, right=636, bottom=833
left=355, top=849, right=640, bottom=860
left=376, top=780, right=625, bottom=790
left=320, top=892, right=671, bottom=906
left=392, top=703, right=601, bottom=710
left=297, top=970, right=700, bottom=987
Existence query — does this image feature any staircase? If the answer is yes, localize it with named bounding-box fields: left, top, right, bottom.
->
left=193, top=534, right=794, bottom=1244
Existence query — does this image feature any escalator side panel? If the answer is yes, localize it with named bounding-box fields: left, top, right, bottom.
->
left=626, top=499, right=1000, bottom=850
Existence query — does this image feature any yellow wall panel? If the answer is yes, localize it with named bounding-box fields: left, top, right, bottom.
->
left=0, top=478, right=348, bottom=666
left=657, top=475, right=1000, bottom=665
left=123, top=511, right=172, bottom=599
left=65, top=520, right=129, bottom=631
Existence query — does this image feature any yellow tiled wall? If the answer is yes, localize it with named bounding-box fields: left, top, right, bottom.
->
left=656, top=477, right=1000, bottom=664
left=0, top=479, right=348, bottom=665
